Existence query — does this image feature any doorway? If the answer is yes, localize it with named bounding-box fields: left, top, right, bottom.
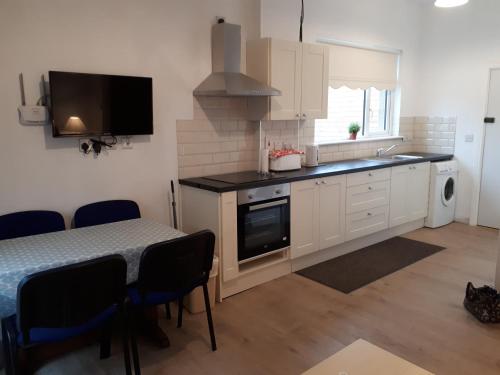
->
left=478, top=68, right=500, bottom=229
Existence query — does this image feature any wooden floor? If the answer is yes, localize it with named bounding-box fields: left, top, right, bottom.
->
left=4, top=223, right=500, bottom=375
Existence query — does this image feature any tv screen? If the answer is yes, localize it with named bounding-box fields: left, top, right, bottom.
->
left=49, top=71, right=153, bottom=137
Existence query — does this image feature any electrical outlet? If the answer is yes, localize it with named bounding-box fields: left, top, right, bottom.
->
left=78, top=138, right=92, bottom=153
left=465, top=134, right=474, bottom=143
left=121, top=136, right=133, bottom=149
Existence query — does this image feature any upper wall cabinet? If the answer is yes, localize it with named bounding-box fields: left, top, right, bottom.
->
left=247, top=38, right=329, bottom=121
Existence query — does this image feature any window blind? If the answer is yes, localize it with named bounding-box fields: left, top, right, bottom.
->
left=328, top=44, right=399, bottom=90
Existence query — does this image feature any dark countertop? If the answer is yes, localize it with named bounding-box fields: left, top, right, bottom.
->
left=179, top=152, right=454, bottom=193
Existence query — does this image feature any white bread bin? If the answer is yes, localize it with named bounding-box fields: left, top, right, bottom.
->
left=269, top=154, right=302, bottom=172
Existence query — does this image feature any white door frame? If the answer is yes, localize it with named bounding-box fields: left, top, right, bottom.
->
left=471, top=67, right=500, bottom=226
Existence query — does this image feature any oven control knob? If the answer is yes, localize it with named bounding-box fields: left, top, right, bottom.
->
left=248, top=194, right=254, bottom=200
left=275, top=189, right=282, bottom=195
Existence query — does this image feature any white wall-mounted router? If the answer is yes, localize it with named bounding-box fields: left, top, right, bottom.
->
left=18, top=73, right=49, bottom=125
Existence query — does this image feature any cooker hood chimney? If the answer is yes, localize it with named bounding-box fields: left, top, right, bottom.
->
left=193, top=20, right=281, bottom=97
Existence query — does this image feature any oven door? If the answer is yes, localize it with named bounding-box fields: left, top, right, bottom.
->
left=237, top=197, right=290, bottom=264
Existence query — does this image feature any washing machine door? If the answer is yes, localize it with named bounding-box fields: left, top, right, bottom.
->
left=441, top=176, right=456, bottom=207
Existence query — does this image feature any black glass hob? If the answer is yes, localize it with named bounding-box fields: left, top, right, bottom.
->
left=204, top=171, right=286, bottom=184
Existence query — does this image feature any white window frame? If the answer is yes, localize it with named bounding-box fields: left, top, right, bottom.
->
left=362, top=88, right=393, bottom=139
left=314, top=87, right=395, bottom=145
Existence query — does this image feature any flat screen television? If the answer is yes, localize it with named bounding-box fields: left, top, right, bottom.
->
left=49, top=71, right=153, bottom=137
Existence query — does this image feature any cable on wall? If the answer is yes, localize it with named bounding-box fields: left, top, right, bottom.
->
left=299, top=0, right=304, bottom=42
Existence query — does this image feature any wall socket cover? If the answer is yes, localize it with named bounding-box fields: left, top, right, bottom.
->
left=465, top=134, right=474, bottom=142
left=78, top=138, right=92, bottom=153
left=121, top=136, right=133, bottom=149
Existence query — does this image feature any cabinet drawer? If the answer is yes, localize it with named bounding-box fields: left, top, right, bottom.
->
left=347, top=168, right=390, bottom=187
left=346, top=205, right=389, bottom=241
left=346, top=180, right=390, bottom=214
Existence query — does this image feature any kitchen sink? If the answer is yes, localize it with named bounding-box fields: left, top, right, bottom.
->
left=386, top=154, right=424, bottom=160
left=362, top=158, right=394, bottom=163
left=362, top=154, right=424, bottom=163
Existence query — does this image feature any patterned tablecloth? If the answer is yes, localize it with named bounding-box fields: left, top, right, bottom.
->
left=0, top=218, right=185, bottom=319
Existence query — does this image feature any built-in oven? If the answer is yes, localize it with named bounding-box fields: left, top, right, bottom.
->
left=237, top=183, right=290, bottom=264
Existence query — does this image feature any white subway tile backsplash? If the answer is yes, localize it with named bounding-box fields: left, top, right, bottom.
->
left=178, top=100, right=457, bottom=178
left=412, top=116, right=456, bottom=155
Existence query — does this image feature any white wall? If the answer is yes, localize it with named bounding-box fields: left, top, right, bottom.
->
left=262, top=0, right=500, bottom=224
left=0, top=0, right=259, bottom=226
left=260, top=0, right=424, bottom=117
left=416, top=0, right=500, bottom=223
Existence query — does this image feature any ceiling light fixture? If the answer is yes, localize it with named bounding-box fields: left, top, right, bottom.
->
left=434, top=0, right=469, bottom=8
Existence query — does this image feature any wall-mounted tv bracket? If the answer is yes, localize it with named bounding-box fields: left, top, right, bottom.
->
left=18, top=73, right=49, bottom=125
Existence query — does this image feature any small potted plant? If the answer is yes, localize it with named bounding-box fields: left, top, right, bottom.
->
left=348, top=122, right=361, bottom=140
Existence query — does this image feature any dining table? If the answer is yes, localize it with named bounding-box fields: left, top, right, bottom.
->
left=0, top=218, right=186, bottom=320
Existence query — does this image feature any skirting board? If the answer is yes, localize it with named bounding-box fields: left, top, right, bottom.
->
left=221, top=261, right=291, bottom=299
left=292, top=219, right=425, bottom=272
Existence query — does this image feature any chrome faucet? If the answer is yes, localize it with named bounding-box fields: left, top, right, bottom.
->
left=376, top=144, right=398, bottom=157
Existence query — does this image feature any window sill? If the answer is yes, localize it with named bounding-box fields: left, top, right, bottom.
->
left=316, top=135, right=404, bottom=147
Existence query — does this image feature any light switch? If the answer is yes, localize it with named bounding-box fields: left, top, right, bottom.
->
left=465, top=134, right=474, bottom=142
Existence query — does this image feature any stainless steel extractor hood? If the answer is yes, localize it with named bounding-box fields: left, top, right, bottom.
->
left=193, top=21, right=281, bottom=97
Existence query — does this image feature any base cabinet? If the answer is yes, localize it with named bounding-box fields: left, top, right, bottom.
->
left=291, top=175, right=346, bottom=258
left=220, top=192, right=239, bottom=282
left=291, top=179, right=319, bottom=259
left=390, top=162, right=431, bottom=227
left=346, top=206, right=390, bottom=241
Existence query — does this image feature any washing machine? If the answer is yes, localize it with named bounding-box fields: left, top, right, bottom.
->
left=425, top=160, right=458, bottom=228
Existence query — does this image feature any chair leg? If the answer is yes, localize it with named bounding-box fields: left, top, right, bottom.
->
left=2, top=319, right=13, bottom=375
left=99, top=321, right=113, bottom=359
left=2, top=318, right=18, bottom=375
left=202, top=284, right=217, bottom=351
left=177, top=297, right=184, bottom=328
left=128, top=307, right=141, bottom=375
left=165, top=302, right=171, bottom=320
left=119, top=308, right=132, bottom=375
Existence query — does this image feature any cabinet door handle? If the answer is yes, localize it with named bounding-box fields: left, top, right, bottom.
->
left=368, top=186, right=373, bottom=190
left=367, top=212, right=372, bottom=216
left=368, top=172, right=373, bottom=177
left=315, top=181, right=321, bottom=185
left=296, top=113, right=300, bottom=118
left=322, top=180, right=326, bottom=184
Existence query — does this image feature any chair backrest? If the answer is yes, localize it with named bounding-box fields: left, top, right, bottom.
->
left=17, top=255, right=127, bottom=345
left=137, top=230, right=215, bottom=297
left=74, top=200, right=140, bottom=228
left=0, top=210, right=65, bottom=240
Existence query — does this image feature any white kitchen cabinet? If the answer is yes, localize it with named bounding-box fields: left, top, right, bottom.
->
left=291, top=175, right=346, bottom=259
left=220, top=191, right=239, bottom=281
left=291, top=179, right=319, bottom=259
left=319, top=176, right=347, bottom=249
left=346, top=180, right=390, bottom=214
left=300, top=43, right=329, bottom=120
left=389, top=166, right=410, bottom=227
left=269, top=39, right=302, bottom=120
left=390, top=162, right=431, bottom=227
left=344, top=167, right=391, bottom=241
left=407, top=162, right=431, bottom=221
left=247, top=38, right=329, bottom=120
left=346, top=206, right=390, bottom=241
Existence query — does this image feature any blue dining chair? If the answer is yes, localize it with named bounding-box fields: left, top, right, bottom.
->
left=73, top=200, right=141, bottom=229
left=1, top=255, right=136, bottom=375
left=127, top=230, right=217, bottom=374
left=0, top=210, right=65, bottom=241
